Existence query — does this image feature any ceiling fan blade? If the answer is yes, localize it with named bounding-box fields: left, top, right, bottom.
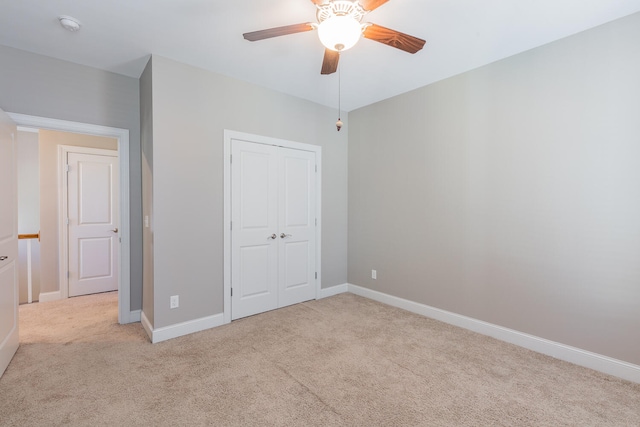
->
left=243, top=23, right=315, bottom=41
left=363, top=24, right=425, bottom=54
left=360, top=0, right=390, bottom=11
left=321, top=49, right=340, bottom=75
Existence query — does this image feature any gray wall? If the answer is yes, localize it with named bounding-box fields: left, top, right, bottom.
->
left=146, top=56, right=348, bottom=329
left=140, top=58, right=154, bottom=325
left=348, top=13, right=640, bottom=365
left=38, top=130, right=117, bottom=295
left=0, top=45, right=143, bottom=311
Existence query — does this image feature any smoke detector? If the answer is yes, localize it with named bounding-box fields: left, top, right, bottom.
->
left=58, top=16, right=81, bottom=32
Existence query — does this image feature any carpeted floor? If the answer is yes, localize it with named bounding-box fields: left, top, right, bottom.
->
left=0, top=292, right=639, bottom=426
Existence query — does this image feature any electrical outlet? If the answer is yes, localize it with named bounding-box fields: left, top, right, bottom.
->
left=372, top=270, right=377, bottom=280
left=170, top=295, right=179, bottom=309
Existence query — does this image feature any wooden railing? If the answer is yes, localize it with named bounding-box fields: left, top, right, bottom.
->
left=18, top=232, right=39, bottom=304
left=18, top=233, right=40, bottom=240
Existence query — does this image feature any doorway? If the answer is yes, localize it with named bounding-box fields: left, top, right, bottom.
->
left=223, top=130, right=322, bottom=323
left=8, top=113, right=132, bottom=324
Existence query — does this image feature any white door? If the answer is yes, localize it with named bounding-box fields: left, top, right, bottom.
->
left=67, top=151, right=119, bottom=297
left=278, top=148, right=316, bottom=307
left=231, top=141, right=316, bottom=320
left=0, top=108, right=19, bottom=378
left=231, top=141, right=279, bottom=319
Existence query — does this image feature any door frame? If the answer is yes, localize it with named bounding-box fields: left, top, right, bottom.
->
left=7, top=113, right=133, bottom=324
left=59, top=146, right=119, bottom=300
left=223, top=130, right=322, bottom=324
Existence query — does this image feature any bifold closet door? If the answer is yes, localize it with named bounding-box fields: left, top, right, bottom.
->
left=231, top=140, right=316, bottom=320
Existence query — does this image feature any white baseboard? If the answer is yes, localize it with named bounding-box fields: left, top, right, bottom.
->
left=118, top=309, right=141, bottom=324
left=347, top=284, right=640, bottom=384
left=318, top=283, right=349, bottom=299
left=128, top=310, right=141, bottom=323
left=38, top=291, right=61, bottom=303
left=141, top=311, right=153, bottom=342
left=141, top=283, right=351, bottom=343
left=140, top=310, right=153, bottom=342
left=141, top=311, right=225, bottom=344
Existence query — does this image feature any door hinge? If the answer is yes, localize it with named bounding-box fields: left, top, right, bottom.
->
left=230, top=154, right=232, bottom=163
left=67, top=271, right=70, bottom=279
left=315, top=272, right=317, bottom=279
left=315, top=164, right=317, bottom=173
left=315, top=218, right=317, bottom=226
left=230, top=221, right=232, bottom=230
left=66, top=218, right=70, bottom=225
left=65, top=164, right=70, bottom=173
left=231, top=288, right=233, bottom=297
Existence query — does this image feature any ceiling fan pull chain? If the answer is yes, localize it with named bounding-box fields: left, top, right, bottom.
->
left=336, top=60, right=343, bottom=131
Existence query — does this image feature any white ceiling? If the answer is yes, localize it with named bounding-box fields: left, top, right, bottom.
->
left=1, top=0, right=640, bottom=111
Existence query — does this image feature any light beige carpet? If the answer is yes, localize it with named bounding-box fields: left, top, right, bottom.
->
left=1, top=292, right=638, bottom=426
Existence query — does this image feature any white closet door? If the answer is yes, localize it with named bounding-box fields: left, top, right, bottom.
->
left=231, top=140, right=317, bottom=320
left=231, top=141, right=279, bottom=320
left=278, top=147, right=316, bottom=307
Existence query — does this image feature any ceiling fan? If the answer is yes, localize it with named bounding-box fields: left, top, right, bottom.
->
left=243, top=0, right=426, bottom=75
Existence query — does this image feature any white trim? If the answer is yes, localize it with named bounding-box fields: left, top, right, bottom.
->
left=347, top=284, right=640, bottom=384
left=142, top=312, right=224, bottom=344
left=7, top=113, right=132, bottom=324
left=222, top=130, right=322, bottom=324
left=58, top=146, right=68, bottom=300
left=315, top=149, right=323, bottom=303
left=38, top=290, right=62, bottom=303
left=223, top=134, right=231, bottom=324
left=26, top=239, right=33, bottom=303
left=129, top=309, right=141, bottom=323
left=17, top=126, right=39, bottom=133
left=318, top=283, right=349, bottom=299
left=141, top=311, right=153, bottom=341
left=58, top=146, right=118, bottom=303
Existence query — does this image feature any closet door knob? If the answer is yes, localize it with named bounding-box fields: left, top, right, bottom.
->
left=0, top=256, right=7, bottom=261
left=269, top=234, right=277, bottom=240
left=280, top=233, right=292, bottom=239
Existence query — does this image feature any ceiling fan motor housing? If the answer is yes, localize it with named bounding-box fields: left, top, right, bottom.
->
left=316, top=1, right=366, bottom=24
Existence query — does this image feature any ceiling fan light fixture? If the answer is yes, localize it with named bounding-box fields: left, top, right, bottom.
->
left=243, top=0, right=425, bottom=76
left=318, top=15, right=362, bottom=52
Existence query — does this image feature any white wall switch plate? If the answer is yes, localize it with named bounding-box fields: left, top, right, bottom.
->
left=372, top=270, right=377, bottom=279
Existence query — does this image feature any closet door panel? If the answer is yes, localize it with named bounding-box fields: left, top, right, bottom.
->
left=231, top=141, right=278, bottom=320
left=278, top=147, right=316, bottom=308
